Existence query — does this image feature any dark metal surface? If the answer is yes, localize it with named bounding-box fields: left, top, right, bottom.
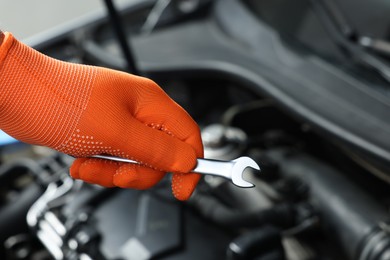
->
left=265, top=148, right=390, bottom=260
left=91, top=188, right=233, bottom=259
left=10, top=1, right=387, bottom=259
left=102, top=0, right=140, bottom=74
left=85, top=0, right=390, bottom=165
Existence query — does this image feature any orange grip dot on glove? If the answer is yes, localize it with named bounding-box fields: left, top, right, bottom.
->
left=0, top=32, right=203, bottom=200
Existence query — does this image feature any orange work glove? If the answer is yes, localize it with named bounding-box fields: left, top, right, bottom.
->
left=0, top=32, right=203, bottom=200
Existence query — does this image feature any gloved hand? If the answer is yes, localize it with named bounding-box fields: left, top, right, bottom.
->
left=0, top=32, right=203, bottom=200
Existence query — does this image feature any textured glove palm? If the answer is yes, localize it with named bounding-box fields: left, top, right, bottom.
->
left=0, top=32, right=203, bottom=200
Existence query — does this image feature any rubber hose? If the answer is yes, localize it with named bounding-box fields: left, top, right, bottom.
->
left=265, top=148, right=390, bottom=260
left=189, top=192, right=295, bottom=229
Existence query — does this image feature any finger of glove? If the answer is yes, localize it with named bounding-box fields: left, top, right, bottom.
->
left=70, top=158, right=88, bottom=179
left=71, top=158, right=165, bottom=189
left=122, top=117, right=202, bottom=200
left=135, top=93, right=203, bottom=157
left=113, top=164, right=165, bottom=190
left=172, top=172, right=201, bottom=201
left=112, top=117, right=198, bottom=173
left=171, top=125, right=203, bottom=201
left=70, top=158, right=119, bottom=187
left=135, top=94, right=204, bottom=200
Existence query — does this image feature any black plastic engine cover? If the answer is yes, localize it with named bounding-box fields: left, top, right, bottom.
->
left=91, top=188, right=233, bottom=260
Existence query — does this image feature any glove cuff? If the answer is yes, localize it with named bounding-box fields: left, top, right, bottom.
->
left=0, top=32, right=15, bottom=66
left=0, top=32, right=97, bottom=149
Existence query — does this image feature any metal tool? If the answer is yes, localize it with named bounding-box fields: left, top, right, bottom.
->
left=91, top=155, right=260, bottom=188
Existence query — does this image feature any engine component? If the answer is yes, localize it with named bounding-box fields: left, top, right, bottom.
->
left=265, top=148, right=390, bottom=260
left=226, top=226, right=285, bottom=260
left=27, top=178, right=78, bottom=260
left=102, top=0, right=139, bottom=74
left=189, top=192, right=297, bottom=229
left=202, top=124, right=248, bottom=160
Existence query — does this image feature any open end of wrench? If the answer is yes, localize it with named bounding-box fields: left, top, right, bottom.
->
left=231, top=157, right=260, bottom=188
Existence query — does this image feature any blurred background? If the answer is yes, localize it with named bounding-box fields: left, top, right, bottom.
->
left=0, top=1, right=389, bottom=259
left=0, top=0, right=135, bottom=40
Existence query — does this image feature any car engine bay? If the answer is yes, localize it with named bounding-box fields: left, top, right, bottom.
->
left=0, top=0, right=389, bottom=259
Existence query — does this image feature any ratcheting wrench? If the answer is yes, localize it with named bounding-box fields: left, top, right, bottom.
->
left=90, top=155, right=260, bottom=188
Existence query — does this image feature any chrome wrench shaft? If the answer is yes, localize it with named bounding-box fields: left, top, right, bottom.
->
left=90, top=155, right=260, bottom=188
